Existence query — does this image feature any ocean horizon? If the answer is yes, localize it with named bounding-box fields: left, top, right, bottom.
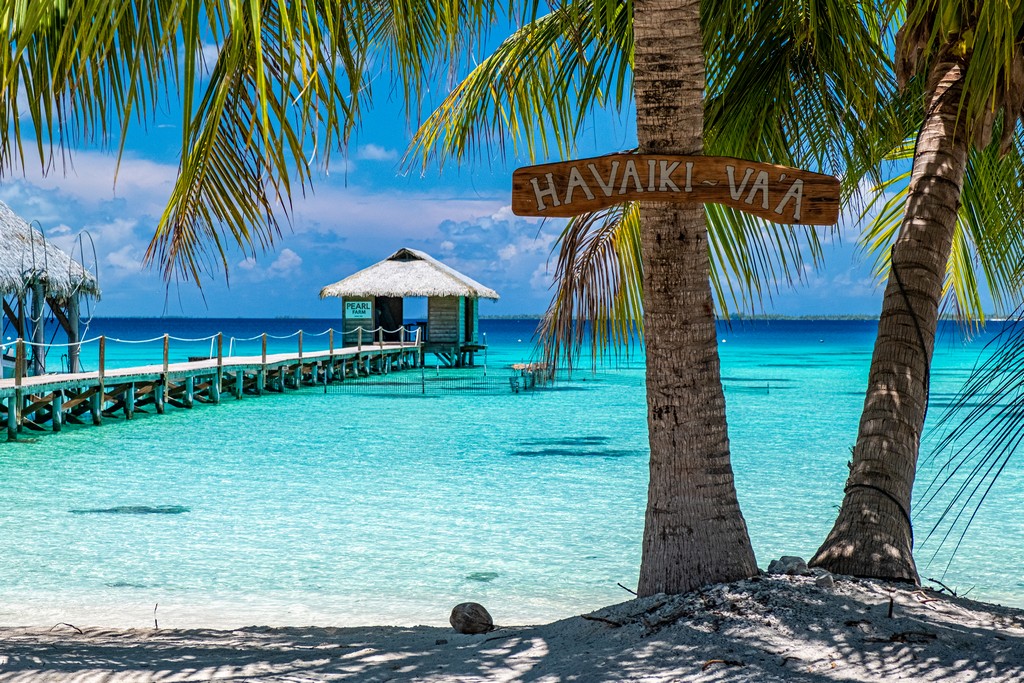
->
left=0, top=317, right=1020, bottom=629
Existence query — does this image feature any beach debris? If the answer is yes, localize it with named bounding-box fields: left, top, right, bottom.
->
left=767, top=556, right=810, bottom=576
left=48, top=622, right=83, bottom=635
left=450, top=602, right=493, bottom=634
left=580, top=613, right=623, bottom=628
left=701, top=658, right=744, bottom=671
left=617, top=582, right=638, bottom=596
left=815, top=572, right=835, bottom=589
left=69, top=505, right=190, bottom=515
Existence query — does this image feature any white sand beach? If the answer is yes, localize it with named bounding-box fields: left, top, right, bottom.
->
left=1, top=575, right=1022, bottom=681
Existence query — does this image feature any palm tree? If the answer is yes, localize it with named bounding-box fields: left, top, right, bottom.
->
left=0, top=0, right=504, bottom=285
left=810, top=1, right=1024, bottom=582
left=408, top=0, right=898, bottom=593
left=419, top=0, right=1024, bottom=586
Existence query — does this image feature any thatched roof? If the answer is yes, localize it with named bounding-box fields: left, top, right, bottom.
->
left=0, top=201, right=100, bottom=299
left=320, top=248, right=499, bottom=300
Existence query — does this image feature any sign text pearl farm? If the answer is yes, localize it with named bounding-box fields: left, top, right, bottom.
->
left=511, top=154, right=840, bottom=225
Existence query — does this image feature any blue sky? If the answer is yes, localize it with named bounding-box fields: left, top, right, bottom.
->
left=0, top=48, right=889, bottom=319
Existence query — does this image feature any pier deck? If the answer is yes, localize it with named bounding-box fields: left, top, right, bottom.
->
left=1, top=340, right=421, bottom=441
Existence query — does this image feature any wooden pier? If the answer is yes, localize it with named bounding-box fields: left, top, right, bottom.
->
left=0, top=328, right=421, bottom=442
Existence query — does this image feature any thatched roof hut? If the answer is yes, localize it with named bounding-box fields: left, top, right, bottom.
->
left=320, top=248, right=498, bottom=367
left=0, top=200, right=100, bottom=299
left=319, top=248, right=499, bottom=301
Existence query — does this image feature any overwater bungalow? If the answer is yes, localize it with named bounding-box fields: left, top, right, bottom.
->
left=320, top=248, right=499, bottom=367
left=0, top=201, right=100, bottom=377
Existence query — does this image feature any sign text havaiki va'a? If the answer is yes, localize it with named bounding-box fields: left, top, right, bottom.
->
left=511, top=154, right=840, bottom=225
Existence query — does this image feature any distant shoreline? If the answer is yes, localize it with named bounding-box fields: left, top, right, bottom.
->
left=71, top=314, right=1005, bottom=322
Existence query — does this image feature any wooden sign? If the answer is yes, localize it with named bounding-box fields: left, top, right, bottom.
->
left=344, top=300, right=373, bottom=319
left=511, top=154, right=840, bottom=225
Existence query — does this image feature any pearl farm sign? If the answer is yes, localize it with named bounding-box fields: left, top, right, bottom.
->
left=511, top=154, right=840, bottom=225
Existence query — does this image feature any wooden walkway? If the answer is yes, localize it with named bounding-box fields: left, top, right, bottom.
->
left=0, top=341, right=421, bottom=442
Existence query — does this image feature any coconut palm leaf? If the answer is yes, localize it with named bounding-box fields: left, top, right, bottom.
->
left=411, top=0, right=904, bottom=364
left=0, top=0, right=519, bottom=285
left=916, top=311, right=1024, bottom=568
left=860, top=116, right=1024, bottom=323
left=406, top=0, right=632, bottom=168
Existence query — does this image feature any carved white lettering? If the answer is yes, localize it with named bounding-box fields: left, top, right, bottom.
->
left=564, top=166, right=595, bottom=204
left=727, top=166, right=755, bottom=201
left=774, top=179, right=804, bottom=220
left=589, top=162, right=620, bottom=197
left=619, top=160, right=644, bottom=194
left=647, top=160, right=657, bottom=191
left=746, top=171, right=770, bottom=209
left=531, top=173, right=561, bottom=211
left=685, top=162, right=693, bottom=191
left=659, top=161, right=681, bottom=192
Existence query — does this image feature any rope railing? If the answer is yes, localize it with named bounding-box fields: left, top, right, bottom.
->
left=1, top=325, right=424, bottom=381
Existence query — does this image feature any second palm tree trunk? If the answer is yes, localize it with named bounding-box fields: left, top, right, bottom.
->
left=811, top=54, right=970, bottom=582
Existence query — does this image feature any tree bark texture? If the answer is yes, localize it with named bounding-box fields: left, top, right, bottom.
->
left=811, top=55, right=969, bottom=582
left=634, top=0, right=757, bottom=597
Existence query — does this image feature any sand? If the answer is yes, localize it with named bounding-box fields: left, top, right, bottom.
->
left=1, top=575, right=1022, bottom=681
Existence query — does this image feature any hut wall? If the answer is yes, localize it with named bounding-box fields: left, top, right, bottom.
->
left=428, top=296, right=461, bottom=343
left=464, top=298, right=478, bottom=344
left=342, top=297, right=375, bottom=345
left=458, top=296, right=467, bottom=345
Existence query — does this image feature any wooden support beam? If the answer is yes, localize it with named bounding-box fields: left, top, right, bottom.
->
left=6, top=395, right=17, bottom=441
left=61, top=386, right=99, bottom=412
left=68, top=297, right=81, bottom=373
left=235, top=370, right=243, bottom=399
left=31, top=283, right=45, bottom=375
left=89, top=390, right=102, bottom=425
left=125, top=383, right=135, bottom=420
left=1, top=299, right=21, bottom=338
left=185, top=376, right=194, bottom=408
left=155, top=381, right=165, bottom=414
left=209, top=372, right=220, bottom=404
left=52, top=391, right=63, bottom=432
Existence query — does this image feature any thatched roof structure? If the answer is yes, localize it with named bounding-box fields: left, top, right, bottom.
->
left=320, top=248, right=499, bottom=300
left=0, top=201, right=100, bottom=299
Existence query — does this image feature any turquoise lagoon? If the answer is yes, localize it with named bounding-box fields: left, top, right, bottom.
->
left=0, top=318, right=1021, bottom=628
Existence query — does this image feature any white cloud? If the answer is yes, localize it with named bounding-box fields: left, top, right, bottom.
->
left=105, top=244, right=145, bottom=273
left=356, top=144, right=398, bottom=161
left=269, top=248, right=302, bottom=274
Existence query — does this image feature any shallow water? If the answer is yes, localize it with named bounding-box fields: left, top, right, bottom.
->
left=0, top=318, right=1020, bottom=628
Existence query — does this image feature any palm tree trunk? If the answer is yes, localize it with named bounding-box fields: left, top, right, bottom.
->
left=634, top=0, right=757, bottom=596
left=811, top=54, right=969, bottom=582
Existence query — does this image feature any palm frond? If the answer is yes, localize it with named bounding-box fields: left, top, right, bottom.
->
left=917, top=311, right=1024, bottom=569
left=538, top=202, right=642, bottom=370
left=861, top=114, right=1024, bottom=322
left=405, top=0, right=633, bottom=169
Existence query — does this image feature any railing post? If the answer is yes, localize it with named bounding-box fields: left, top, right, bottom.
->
left=95, top=335, right=106, bottom=425
left=260, top=333, right=267, bottom=395
left=98, top=336, right=105, bottom=383
left=298, top=330, right=303, bottom=360
left=214, top=332, right=223, bottom=403
left=357, top=327, right=362, bottom=351
left=162, top=333, right=170, bottom=410
left=326, top=329, right=335, bottom=383
left=14, top=338, right=24, bottom=387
